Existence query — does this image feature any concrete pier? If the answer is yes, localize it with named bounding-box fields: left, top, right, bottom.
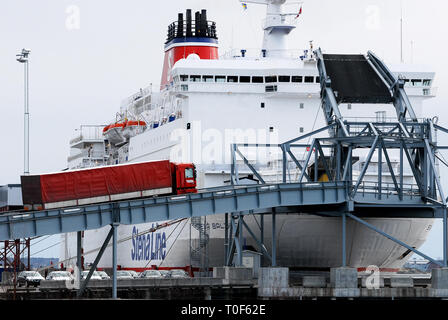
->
left=5, top=267, right=448, bottom=300
left=330, top=267, right=360, bottom=297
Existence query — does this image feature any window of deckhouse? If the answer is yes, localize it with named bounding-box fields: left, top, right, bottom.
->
left=252, top=76, right=264, bottom=83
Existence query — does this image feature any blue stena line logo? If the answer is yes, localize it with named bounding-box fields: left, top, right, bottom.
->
left=131, top=225, right=167, bottom=261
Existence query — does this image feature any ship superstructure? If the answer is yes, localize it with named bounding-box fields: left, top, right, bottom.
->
left=62, top=1, right=437, bottom=273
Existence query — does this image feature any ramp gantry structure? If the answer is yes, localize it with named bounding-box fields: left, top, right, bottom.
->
left=1, top=49, right=448, bottom=299
left=230, top=48, right=448, bottom=269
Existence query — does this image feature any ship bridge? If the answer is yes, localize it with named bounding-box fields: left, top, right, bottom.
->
left=2, top=49, right=448, bottom=298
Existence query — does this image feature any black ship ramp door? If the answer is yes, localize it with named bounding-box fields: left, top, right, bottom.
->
left=322, top=54, right=393, bottom=104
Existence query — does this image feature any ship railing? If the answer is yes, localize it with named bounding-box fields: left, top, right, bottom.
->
left=354, top=180, right=422, bottom=198
left=219, top=47, right=306, bottom=60
left=262, top=14, right=299, bottom=30
left=67, top=150, right=107, bottom=162
left=344, top=116, right=427, bottom=124
left=120, top=86, right=153, bottom=109
left=70, top=125, right=106, bottom=145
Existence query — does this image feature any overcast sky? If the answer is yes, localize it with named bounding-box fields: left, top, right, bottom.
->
left=1, top=0, right=448, bottom=259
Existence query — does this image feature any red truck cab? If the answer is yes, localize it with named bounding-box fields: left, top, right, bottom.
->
left=171, top=163, right=197, bottom=194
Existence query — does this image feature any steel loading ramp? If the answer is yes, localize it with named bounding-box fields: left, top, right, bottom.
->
left=322, top=54, right=392, bottom=104
left=0, top=182, right=348, bottom=240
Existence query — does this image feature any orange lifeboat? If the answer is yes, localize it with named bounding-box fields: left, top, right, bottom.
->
left=103, top=123, right=126, bottom=144
left=122, top=120, right=147, bottom=139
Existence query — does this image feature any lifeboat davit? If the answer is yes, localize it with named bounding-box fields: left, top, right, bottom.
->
left=122, top=120, right=147, bottom=139
left=103, top=123, right=126, bottom=145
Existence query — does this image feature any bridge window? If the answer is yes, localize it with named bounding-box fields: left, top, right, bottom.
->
left=265, top=76, right=277, bottom=83
left=215, top=76, right=226, bottom=83
left=202, top=75, right=214, bottom=82
left=279, top=76, right=290, bottom=83
left=190, top=75, right=201, bottom=82
left=299, top=103, right=304, bottom=109
left=240, top=76, right=251, bottom=83
left=261, top=102, right=265, bottom=108
left=305, top=76, right=314, bottom=83
left=315, top=76, right=320, bottom=83
left=423, top=79, right=432, bottom=86
left=181, top=85, right=188, bottom=91
left=252, top=76, right=264, bottom=83
left=180, top=75, right=188, bottom=82
left=227, top=76, right=239, bottom=83
left=299, top=127, right=304, bottom=133
left=292, top=76, right=303, bottom=83
left=411, top=79, right=422, bottom=86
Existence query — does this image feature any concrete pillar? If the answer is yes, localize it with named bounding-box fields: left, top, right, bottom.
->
left=272, top=213, right=276, bottom=267
left=431, top=268, right=448, bottom=297
left=112, top=223, right=119, bottom=299
left=258, top=267, right=289, bottom=297
left=213, top=267, right=226, bottom=279
left=330, top=267, right=360, bottom=297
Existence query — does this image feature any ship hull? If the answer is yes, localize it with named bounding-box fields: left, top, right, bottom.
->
left=60, top=213, right=433, bottom=271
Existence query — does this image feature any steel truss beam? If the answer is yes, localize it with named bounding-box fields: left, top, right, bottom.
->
left=225, top=212, right=276, bottom=267
left=77, top=226, right=113, bottom=297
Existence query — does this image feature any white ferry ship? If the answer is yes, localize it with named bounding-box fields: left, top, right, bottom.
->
left=61, top=0, right=437, bottom=273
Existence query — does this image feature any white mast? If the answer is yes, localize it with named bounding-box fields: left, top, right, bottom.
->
left=400, top=0, right=403, bottom=63
left=240, top=0, right=299, bottom=58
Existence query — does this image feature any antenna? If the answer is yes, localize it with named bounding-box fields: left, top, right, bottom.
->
left=400, top=0, right=403, bottom=63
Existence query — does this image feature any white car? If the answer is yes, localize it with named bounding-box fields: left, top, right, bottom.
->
left=139, top=270, right=163, bottom=279
left=169, top=269, right=190, bottom=278
left=81, top=270, right=102, bottom=280
left=128, top=270, right=140, bottom=278
left=97, top=271, right=110, bottom=280
left=116, top=271, right=134, bottom=280
left=18, top=271, right=45, bottom=287
left=46, top=271, right=73, bottom=281
left=159, top=270, right=171, bottom=278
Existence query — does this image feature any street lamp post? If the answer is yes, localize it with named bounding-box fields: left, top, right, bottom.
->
left=16, top=48, right=31, bottom=176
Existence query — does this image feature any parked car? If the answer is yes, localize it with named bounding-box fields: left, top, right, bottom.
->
left=116, top=271, right=134, bottom=280
left=46, top=271, right=73, bottom=281
left=81, top=270, right=102, bottom=280
left=169, top=269, right=190, bottom=278
left=139, top=270, right=163, bottom=279
left=97, top=271, right=110, bottom=280
left=128, top=270, right=140, bottom=278
left=159, top=270, right=171, bottom=278
left=17, top=271, right=45, bottom=287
